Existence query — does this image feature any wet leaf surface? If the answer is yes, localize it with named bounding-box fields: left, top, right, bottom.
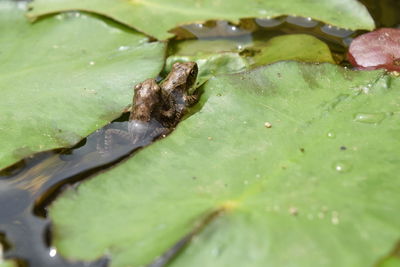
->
left=27, top=0, right=375, bottom=40
left=348, top=28, right=400, bottom=71
left=0, top=1, right=165, bottom=169
left=49, top=62, right=400, bottom=267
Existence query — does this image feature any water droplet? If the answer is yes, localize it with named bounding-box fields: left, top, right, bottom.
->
left=327, top=130, right=336, bottom=138
left=321, top=25, right=353, bottom=37
left=258, top=9, right=267, bottom=15
left=49, top=247, right=57, bottom=257
left=332, top=160, right=352, bottom=173
left=17, top=2, right=28, bottom=9
left=89, top=61, right=95, bottom=66
left=255, top=17, right=283, bottom=27
left=118, top=46, right=129, bottom=51
left=55, top=14, right=65, bottom=20
left=156, top=223, right=166, bottom=230
left=353, top=112, right=386, bottom=124
left=331, top=211, right=340, bottom=225
left=211, top=246, right=222, bottom=257
left=331, top=217, right=339, bottom=225
left=286, top=16, right=318, bottom=28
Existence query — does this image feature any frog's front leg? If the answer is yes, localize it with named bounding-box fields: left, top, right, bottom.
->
left=184, top=94, right=199, bottom=106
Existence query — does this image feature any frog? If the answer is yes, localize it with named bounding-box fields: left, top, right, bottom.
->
left=99, top=78, right=165, bottom=154
left=130, top=78, right=162, bottom=122
left=98, top=62, right=199, bottom=155
left=159, top=61, right=199, bottom=126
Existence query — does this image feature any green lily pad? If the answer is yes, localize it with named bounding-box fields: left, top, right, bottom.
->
left=378, top=245, right=400, bottom=267
left=169, top=39, right=249, bottom=57
left=379, top=257, right=400, bottom=267
left=27, top=0, right=375, bottom=40
left=49, top=62, right=400, bottom=267
left=251, top=34, right=335, bottom=66
left=166, top=38, right=250, bottom=86
left=0, top=261, right=16, bottom=267
left=0, top=1, right=165, bottom=169
left=166, top=34, right=333, bottom=86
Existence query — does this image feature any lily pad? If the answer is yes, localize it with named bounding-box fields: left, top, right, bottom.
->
left=0, top=1, right=165, bottom=169
left=0, top=261, right=16, bottom=267
left=380, top=257, right=400, bottom=267
left=166, top=34, right=333, bottom=85
left=251, top=34, right=335, bottom=66
left=166, top=38, right=251, bottom=86
left=49, top=62, right=400, bottom=267
left=27, top=0, right=375, bottom=40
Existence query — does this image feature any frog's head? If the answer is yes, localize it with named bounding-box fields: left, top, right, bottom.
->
left=171, top=61, right=198, bottom=91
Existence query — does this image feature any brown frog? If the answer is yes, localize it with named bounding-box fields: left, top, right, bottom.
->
left=159, top=61, right=199, bottom=126
left=99, top=62, right=199, bottom=154
left=130, top=78, right=162, bottom=122
left=99, top=78, right=164, bottom=153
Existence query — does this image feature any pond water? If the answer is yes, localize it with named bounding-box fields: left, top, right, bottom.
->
left=0, top=0, right=399, bottom=266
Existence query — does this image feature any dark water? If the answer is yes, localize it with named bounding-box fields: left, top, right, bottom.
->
left=0, top=114, right=168, bottom=267
left=1, top=0, right=399, bottom=266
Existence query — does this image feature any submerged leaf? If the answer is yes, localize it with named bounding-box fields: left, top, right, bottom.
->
left=0, top=1, right=165, bottom=169
left=28, top=0, right=375, bottom=40
left=50, top=62, right=400, bottom=267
